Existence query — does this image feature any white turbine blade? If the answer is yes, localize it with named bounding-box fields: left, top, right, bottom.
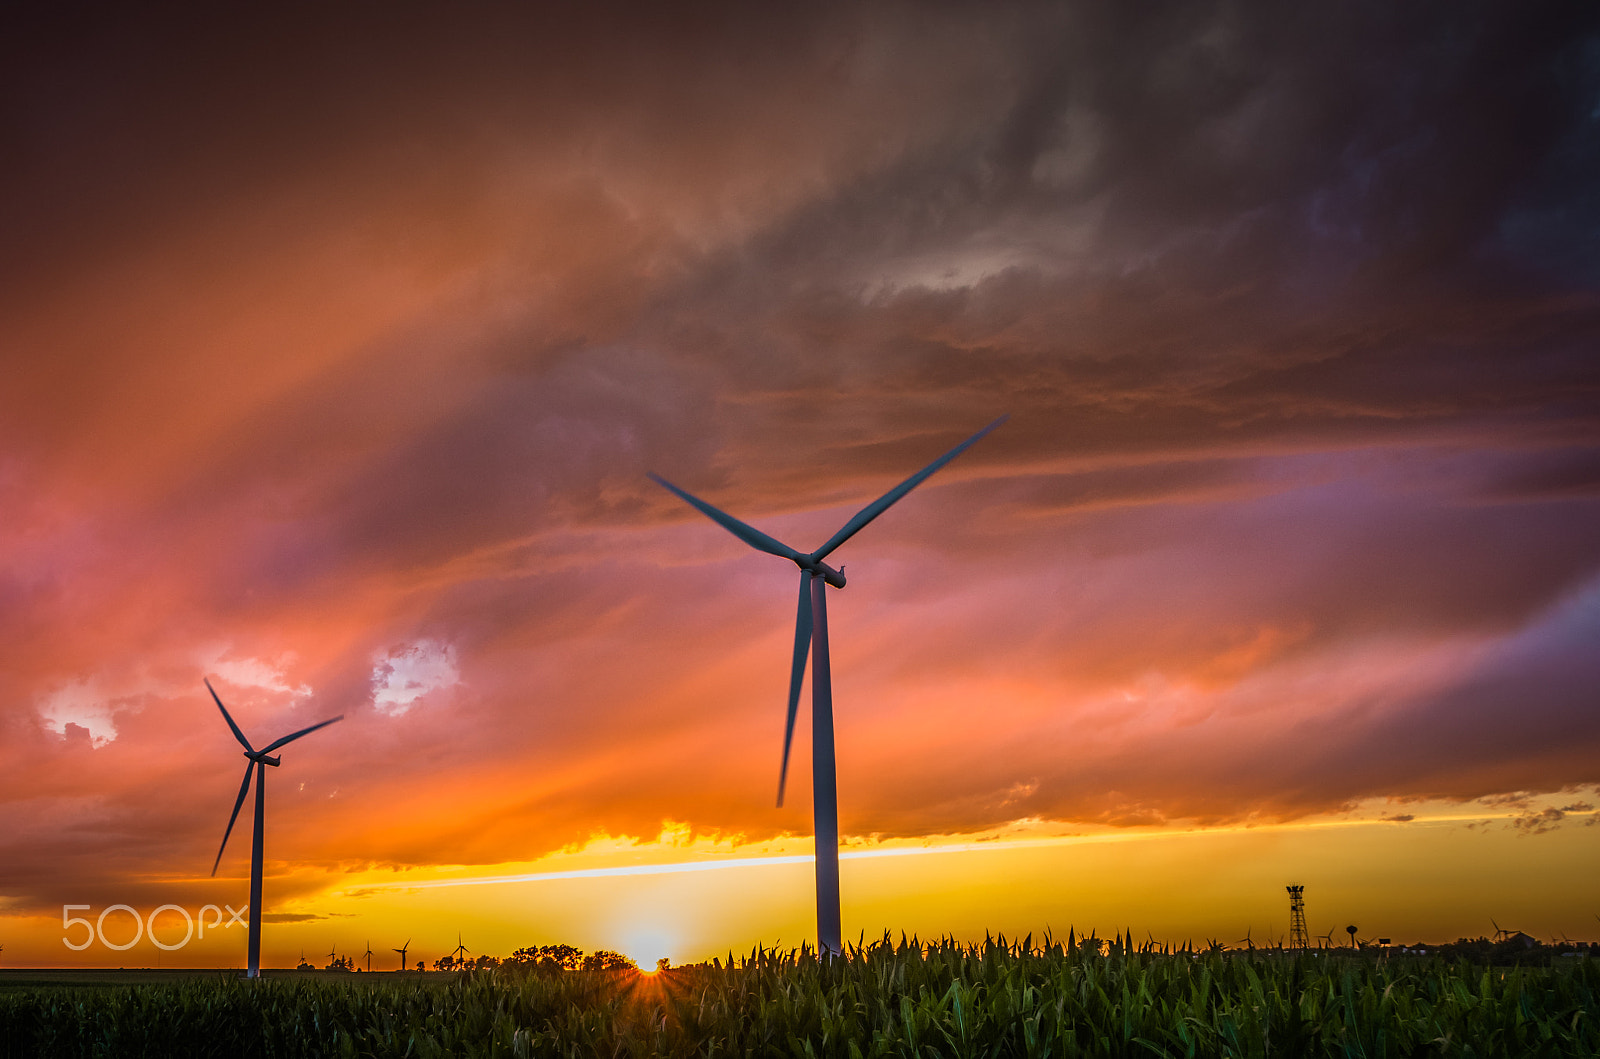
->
left=811, top=415, right=1008, bottom=562
left=647, top=473, right=806, bottom=564
left=776, top=570, right=813, bottom=808
left=206, top=679, right=255, bottom=752
left=212, top=763, right=255, bottom=876
left=260, top=715, right=344, bottom=754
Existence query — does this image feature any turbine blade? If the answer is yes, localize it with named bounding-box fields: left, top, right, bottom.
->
left=260, top=715, right=344, bottom=754
left=206, top=679, right=255, bottom=752
left=647, top=473, right=806, bottom=564
left=212, top=763, right=255, bottom=876
left=776, top=570, right=813, bottom=808
left=811, top=415, right=1008, bottom=562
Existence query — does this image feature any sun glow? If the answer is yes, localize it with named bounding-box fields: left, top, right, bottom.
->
left=618, top=925, right=676, bottom=971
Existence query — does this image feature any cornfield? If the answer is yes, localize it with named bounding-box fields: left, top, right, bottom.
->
left=2, top=935, right=1595, bottom=1057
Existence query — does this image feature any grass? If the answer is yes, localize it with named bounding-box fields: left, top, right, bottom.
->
left=2, top=935, right=1595, bottom=1057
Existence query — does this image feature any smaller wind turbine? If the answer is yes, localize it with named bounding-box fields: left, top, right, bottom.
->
left=207, top=678, right=342, bottom=978
left=363, top=941, right=374, bottom=972
left=451, top=933, right=470, bottom=967
left=394, top=939, right=410, bottom=971
left=1491, top=918, right=1523, bottom=942
left=327, top=943, right=337, bottom=969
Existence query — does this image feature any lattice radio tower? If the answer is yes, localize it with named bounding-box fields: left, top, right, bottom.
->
left=1286, top=885, right=1309, bottom=951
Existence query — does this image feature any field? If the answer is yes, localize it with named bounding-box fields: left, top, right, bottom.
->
left=2, top=937, right=1596, bottom=1058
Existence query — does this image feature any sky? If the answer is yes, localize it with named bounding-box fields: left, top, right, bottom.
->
left=2, top=2, right=1598, bottom=969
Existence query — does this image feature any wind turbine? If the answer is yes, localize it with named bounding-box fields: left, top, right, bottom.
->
left=1491, top=918, right=1523, bottom=942
left=394, top=939, right=410, bottom=971
left=206, top=678, right=343, bottom=978
left=451, top=932, right=470, bottom=967
left=649, top=415, right=1007, bottom=954
left=363, top=940, right=374, bottom=972
left=327, top=943, right=337, bottom=969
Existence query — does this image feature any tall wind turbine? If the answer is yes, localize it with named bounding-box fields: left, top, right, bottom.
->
left=363, top=940, right=374, bottom=972
left=649, top=415, right=1006, bottom=954
left=394, top=938, right=410, bottom=971
left=207, top=678, right=343, bottom=978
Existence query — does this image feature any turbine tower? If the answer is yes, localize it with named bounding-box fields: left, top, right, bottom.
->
left=363, top=940, right=374, bottom=972
left=207, top=678, right=343, bottom=978
left=393, top=938, right=410, bottom=971
left=649, top=415, right=1007, bottom=954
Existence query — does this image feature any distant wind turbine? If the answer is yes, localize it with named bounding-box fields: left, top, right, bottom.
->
left=1491, top=918, right=1523, bottom=942
left=206, top=678, right=343, bottom=978
left=649, top=415, right=1007, bottom=954
left=394, top=938, right=410, bottom=971
left=451, top=933, right=470, bottom=966
left=363, top=940, right=374, bottom=972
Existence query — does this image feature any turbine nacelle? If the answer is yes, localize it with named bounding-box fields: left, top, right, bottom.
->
left=246, top=751, right=282, bottom=767
left=799, top=557, right=846, bottom=588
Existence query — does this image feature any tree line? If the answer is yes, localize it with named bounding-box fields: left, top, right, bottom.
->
left=309, top=943, right=639, bottom=973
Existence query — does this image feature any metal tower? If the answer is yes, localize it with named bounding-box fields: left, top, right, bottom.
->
left=1286, top=885, right=1309, bottom=951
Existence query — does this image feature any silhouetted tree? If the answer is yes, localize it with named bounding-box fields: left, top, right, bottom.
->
left=539, top=943, right=584, bottom=970
left=507, top=943, right=585, bottom=971
left=581, top=950, right=636, bottom=972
